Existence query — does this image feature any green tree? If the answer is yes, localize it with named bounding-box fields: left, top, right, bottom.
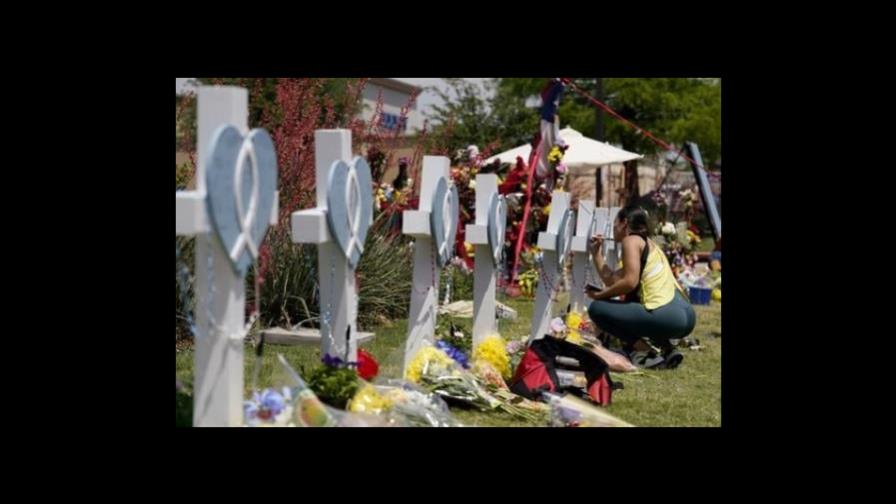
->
left=424, top=78, right=539, bottom=159
left=497, top=78, right=721, bottom=204
left=600, top=78, right=721, bottom=203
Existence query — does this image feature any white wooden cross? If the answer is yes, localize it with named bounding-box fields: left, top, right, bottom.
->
left=402, top=156, right=457, bottom=372
left=175, top=86, right=279, bottom=427
left=529, top=191, right=575, bottom=342
left=464, top=174, right=506, bottom=347
left=290, top=129, right=373, bottom=364
left=593, top=206, right=610, bottom=280
left=605, top=206, right=621, bottom=270
left=570, top=204, right=613, bottom=312
left=570, top=201, right=594, bottom=313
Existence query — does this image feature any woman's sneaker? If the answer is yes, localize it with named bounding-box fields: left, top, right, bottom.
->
left=629, top=350, right=665, bottom=369
left=661, top=351, right=684, bottom=369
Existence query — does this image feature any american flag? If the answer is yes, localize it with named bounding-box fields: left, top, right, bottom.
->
left=535, top=79, right=565, bottom=188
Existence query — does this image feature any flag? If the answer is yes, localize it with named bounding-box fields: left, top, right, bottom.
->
left=535, top=79, right=565, bottom=186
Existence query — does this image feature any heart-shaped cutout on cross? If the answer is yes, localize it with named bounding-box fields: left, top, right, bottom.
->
left=326, top=156, right=373, bottom=270
left=431, top=177, right=459, bottom=268
left=205, top=125, right=278, bottom=277
left=555, top=208, right=575, bottom=269
left=488, top=193, right=507, bottom=267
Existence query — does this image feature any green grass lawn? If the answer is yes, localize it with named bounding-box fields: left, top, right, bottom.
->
left=176, top=295, right=721, bottom=427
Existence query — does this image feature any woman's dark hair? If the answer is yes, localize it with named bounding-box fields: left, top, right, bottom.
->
left=617, top=205, right=650, bottom=236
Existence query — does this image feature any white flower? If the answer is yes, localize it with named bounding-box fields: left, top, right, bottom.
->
left=469, top=179, right=477, bottom=190
left=550, top=317, right=567, bottom=334
left=661, top=222, right=676, bottom=235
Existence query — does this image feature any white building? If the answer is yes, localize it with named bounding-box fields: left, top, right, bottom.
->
left=358, top=78, right=424, bottom=136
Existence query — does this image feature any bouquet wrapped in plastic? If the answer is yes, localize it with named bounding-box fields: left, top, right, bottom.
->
left=542, top=392, right=633, bottom=427
left=348, top=379, right=462, bottom=427
left=406, top=344, right=545, bottom=422
left=245, top=354, right=398, bottom=427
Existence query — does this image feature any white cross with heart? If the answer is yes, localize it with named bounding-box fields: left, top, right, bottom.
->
left=529, top=190, right=575, bottom=343
left=291, top=130, right=373, bottom=363
left=464, top=173, right=508, bottom=347
left=175, top=86, right=279, bottom=427
left=401, top=156, right=457, bottom=373
left=570, top=201, right=611, bottom=313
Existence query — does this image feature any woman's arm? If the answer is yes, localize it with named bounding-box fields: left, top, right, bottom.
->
left=587, top=236, right=642, bottom=301
left=591, top=237, right=625, bottom=285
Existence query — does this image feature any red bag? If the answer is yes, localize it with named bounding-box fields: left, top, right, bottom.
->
left=510, top=337, right=614, bottom=406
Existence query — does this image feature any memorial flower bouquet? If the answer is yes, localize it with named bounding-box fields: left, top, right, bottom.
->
left=405, top=344, right=541, bottom=421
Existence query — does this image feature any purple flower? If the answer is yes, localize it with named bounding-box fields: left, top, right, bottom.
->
left=259, top=389, right=286, bottom=416
left=321, top=354, right=358, bottom=368
left=435, top=340, right=470, bottom=369
left=322, top=354, right=344, bottom=367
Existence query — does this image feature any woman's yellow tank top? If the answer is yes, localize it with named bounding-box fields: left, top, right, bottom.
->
left=638, top=240, right=685, bottom=310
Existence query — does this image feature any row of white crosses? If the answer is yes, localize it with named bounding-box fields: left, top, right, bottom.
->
left=175, top=87, right=467, bottom=423
left=175, top=87, right=376, bottom=426
left=175, top=86, right=279, bottom=427
left=402, top=169, right=509, bottom=373
left=175, top=86, right=619, bottom=425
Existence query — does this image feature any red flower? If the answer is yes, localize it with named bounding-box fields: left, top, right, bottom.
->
left=356, top=349, right=379, bottom=381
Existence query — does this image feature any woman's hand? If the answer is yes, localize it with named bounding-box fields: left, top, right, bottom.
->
left=589, top=234, right=605, bottom=257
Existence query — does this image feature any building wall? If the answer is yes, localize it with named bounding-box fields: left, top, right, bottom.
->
left=359, top=81, right=424, bottom=135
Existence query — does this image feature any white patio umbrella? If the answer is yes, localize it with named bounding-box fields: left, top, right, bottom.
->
left=484, top=127, right=642, bottom=168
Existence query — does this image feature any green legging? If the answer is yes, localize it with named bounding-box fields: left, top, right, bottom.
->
left=587, top=290, right=696, bottom=349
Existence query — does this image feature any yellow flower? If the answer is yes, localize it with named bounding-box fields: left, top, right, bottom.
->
left=472, top=335, right=511, bottom=380
left=348, top=384, right=393, bottom=414
left=405, top=346, right=453, bottom=383
left=548, top=146, right=563, bottom=163
left=565, top=311, right=585, bottom=344
left=712, top=288, right=721, bottom=302
left=519, top=270, right=537, bottom=297
left=464, top=242, right=474, bottom=256
left=543, top=205, right=551, bottom=216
